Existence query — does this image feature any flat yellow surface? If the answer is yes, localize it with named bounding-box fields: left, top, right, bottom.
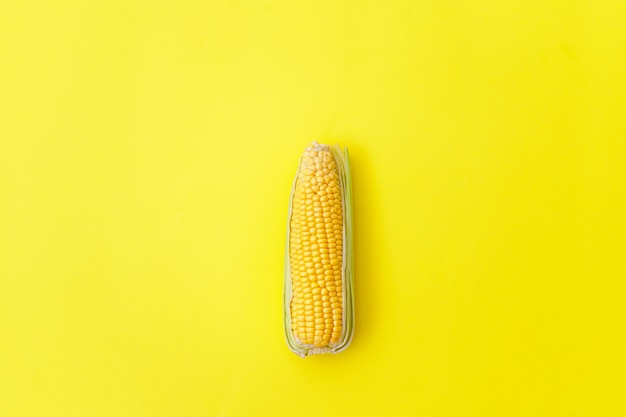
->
left=1, top=1, right=625, bottom=416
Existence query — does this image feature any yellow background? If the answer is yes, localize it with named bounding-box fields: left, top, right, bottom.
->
left=1, top=1, right=625, bottom=416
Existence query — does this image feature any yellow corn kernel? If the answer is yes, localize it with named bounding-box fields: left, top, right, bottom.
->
left=289, top=144, right=343, bottom=347
left=284, top=142, right=354, bottom=357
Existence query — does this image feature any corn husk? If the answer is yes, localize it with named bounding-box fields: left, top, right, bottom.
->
left=283, top=142, right=354, bottom=357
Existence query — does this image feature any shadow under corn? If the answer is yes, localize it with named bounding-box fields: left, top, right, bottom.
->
left=345, top=142, right=386, bottom=353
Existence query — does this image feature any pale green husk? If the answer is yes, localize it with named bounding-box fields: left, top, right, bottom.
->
left=284, top=143, right=354, bottom=358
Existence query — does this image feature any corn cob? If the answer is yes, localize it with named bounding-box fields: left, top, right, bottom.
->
left=284, top=142, right=354, bottom=357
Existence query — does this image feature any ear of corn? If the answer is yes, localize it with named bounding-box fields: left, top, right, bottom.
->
left=284, top=142, right=354, bottom=357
